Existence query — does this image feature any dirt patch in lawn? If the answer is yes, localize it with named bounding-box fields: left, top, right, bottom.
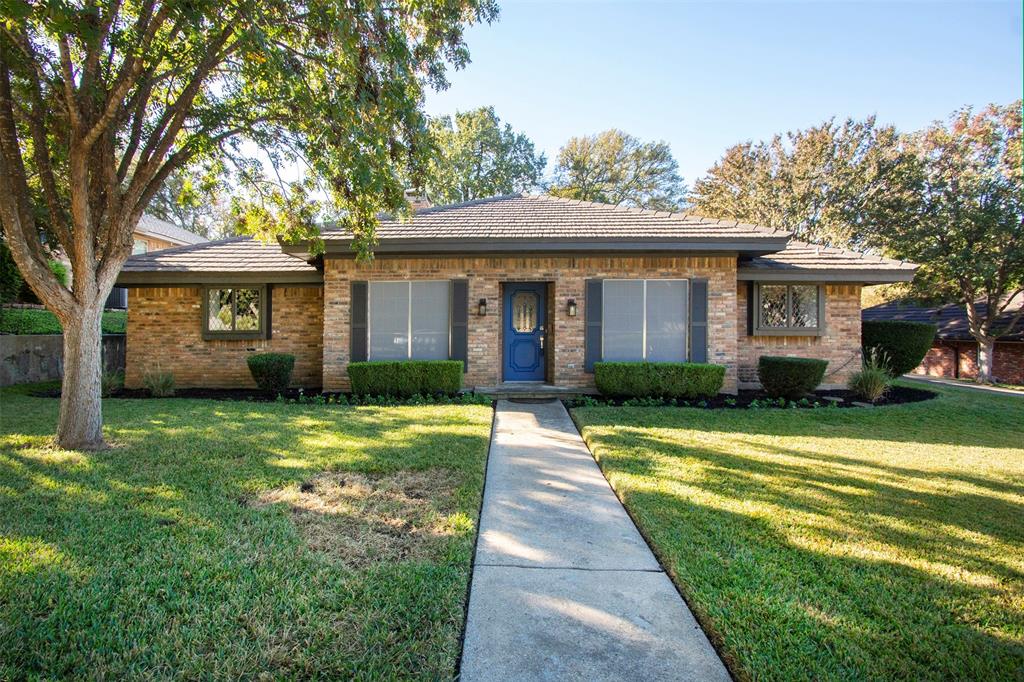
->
left=254, top=469, right=461, bottom=569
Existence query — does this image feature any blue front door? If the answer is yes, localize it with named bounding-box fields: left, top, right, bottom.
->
left=503, top=283, right=547, bottom=381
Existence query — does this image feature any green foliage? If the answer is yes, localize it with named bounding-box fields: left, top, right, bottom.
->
left=848, top=349, right=892, bottom=402
left=690, top=116, right=906, bottom=247
left=757, top=356, right=828, bottom=399
left=347, top=361, right=464, bottom=398
left=423, top=107, right=546, bottom=205
left=549, top=129, right=686, bottom=210
left=0, top=242, right=22, bottom=305
left=593, top=362, right=726, bottom=399
left=861, top=320, right=936, bottom=376
left=246, top=353, right=296, bottom=394
left=142, top=369, right=175, bottom=398
left=0, top=309, right=126, bottom=335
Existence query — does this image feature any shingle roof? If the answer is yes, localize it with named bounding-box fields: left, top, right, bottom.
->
left=118, top=236, right=320, bottom=284
left=737, top=240, right=916, bottom=282
left=863, top=295, right=1024, bottom=342
left=135, top=214, right=208, bottom=245
left=320, top=193, right=791, bottom=245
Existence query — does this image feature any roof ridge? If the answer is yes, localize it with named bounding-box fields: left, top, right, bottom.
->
left=412, top=193, right=526, bottom=215
left=125, top=235, right=252, bottom=261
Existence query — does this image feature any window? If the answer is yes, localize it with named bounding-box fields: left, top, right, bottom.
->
left=603, top=280, right=688, bottom=362
left=754, top=284, right=823, bottom=335
left=368, top=281, right=450, bottom=360
left=132, top=239, right=148, bottom=255
left=203, top=286, right=266, bottom=338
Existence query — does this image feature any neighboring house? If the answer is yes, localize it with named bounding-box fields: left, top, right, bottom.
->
left=116, top=193, right=915, bottom=392
left=863, top=296, right=1024, bottom=385
left=106, top=215, right=207, bottom=309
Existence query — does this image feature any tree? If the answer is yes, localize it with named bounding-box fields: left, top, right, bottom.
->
left=0, top=0, right=496, bottom=449
left=549, top=129, right=685, bottom=210
left=147, top=163, right=232, bottom=238
left=866, top=101, right=1023, bottom=383
left=690, top=117, right=907, bottom=247
left=422, top=106, right=544, bottom=205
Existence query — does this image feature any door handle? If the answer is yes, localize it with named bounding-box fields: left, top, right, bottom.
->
left=540, top=335, right=544, bottom=351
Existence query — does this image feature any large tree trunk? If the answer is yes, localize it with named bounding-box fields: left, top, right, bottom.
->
left=56, top=303, right=106, bottom=449
left=976, top=336, right=996, bottom=384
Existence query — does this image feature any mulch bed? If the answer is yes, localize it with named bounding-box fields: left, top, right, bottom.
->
left=31, top=386, right=318, bottom=401
left=569, top=385, right=938, bottom=409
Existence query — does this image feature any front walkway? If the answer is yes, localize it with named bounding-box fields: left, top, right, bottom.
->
left=460, top=400, right=730, bottom=681
left=903, top=375, right=1024, bottom=397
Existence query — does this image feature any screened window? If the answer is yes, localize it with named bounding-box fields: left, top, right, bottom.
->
left=132, top=239, right=148, bottom=255
left=754, top=284, right=822, bottom=334
left=369, top=281, right=450, bottom=360
left=204, top=286, right=265, bottom=338
left=603, top=280, right=688, bottom=362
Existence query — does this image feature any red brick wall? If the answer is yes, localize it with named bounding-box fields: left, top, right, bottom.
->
left=322, top=255, right=740, bottom=393
left=913, top=340, right=1024, bottom=384
left=736, top=283, right=863, bottom=389
left=125, top=285, right=324, bottom=389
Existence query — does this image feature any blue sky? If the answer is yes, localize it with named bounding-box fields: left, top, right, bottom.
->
left=424, top=0, right=1023, bottom=184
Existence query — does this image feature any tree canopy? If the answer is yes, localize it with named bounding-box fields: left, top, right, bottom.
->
left=0, top=0, right=496, bottom=448
left=422, top=106, right=544, bottom=205
left=548, top=129, right=685, bottom=210
left=689, top=117, right=907, bottom=247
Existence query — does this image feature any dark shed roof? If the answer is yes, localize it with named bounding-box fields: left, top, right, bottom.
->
left=862, top=295, right=1024, bottom=342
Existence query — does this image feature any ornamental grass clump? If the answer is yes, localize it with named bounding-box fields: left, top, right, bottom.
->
left=849, top=349, right=892, bottom=402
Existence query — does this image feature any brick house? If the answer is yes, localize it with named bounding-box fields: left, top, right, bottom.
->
left=863, top=296, right=1024, bottom=385
left=116, top=194, right=915, bottom=393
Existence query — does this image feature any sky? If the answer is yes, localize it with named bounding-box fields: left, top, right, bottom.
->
left=423, top=0, right=1023, bottom=185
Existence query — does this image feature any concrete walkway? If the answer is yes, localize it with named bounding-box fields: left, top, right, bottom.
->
left=460, top=400, right=730, bottom=681
left=902, top=374, right=1024, bottom=397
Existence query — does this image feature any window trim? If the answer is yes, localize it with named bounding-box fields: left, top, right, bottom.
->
left=367, top=280, right=452, bottom=361
left=752, top=282, right=825, bottom=336
left=201, top=285, right=268, bottom=340
left=601, top=278, right=690, bottom=362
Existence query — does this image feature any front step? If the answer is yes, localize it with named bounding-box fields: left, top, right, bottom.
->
left=472, top=383, right=599, bottom=401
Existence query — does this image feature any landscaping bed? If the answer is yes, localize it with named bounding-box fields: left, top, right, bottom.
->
left=0, top=386, right=493, bottom=678
left=30, top=385, right=494, bottom=405
left=566, top=384, right=937, bottom=409
left=572, top=382, right=1024, bottom=680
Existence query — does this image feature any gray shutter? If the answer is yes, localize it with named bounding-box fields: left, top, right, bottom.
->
left=350, top=281, right=368, bottom=362
left=584, top=279, right=602, bottom=372
left=746, top=281, right=755, bottom=336
left=690, top=279, right=708, bottom=363
left=450, top=279, right=469, bottom=372
left=264, top=284, right=273, bottom=340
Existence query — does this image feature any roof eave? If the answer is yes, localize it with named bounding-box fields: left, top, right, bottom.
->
left=116, top=270, right=323, bottom=286
left=737, top=268, right=917, bottom=284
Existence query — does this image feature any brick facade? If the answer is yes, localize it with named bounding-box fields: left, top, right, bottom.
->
left=736, top=283, right=863, bottom=388
left=914, top=340, right=1024, bottom=385
left=322, top=255, right=739, bottom=393
left=125, top=285, right=323, bottom=389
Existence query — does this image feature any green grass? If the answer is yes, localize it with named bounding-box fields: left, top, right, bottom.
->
left=572, top=382, right=1024, bottom=681
left=0, top=386, right=493, bottom=679
left=0, top=307, right=127, bottom=334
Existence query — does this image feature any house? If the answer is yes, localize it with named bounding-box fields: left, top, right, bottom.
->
left=106, top=215, right=207, bottom=309
left=116, top=193, right=916, bottom=393
left=863, top=296, right=1024, bottom=385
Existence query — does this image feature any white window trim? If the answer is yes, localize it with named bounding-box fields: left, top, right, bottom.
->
left=601, top=279, right=689, bottom=362
left=367, top=280, right=452, bottom=360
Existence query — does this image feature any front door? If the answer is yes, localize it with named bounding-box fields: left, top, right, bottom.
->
left=503, top=283, right=546, bottom=381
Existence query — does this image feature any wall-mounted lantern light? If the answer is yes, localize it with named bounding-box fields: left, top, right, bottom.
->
left=567, top=298, right=578, bottom=317
left=478, top=298, right=488, bottom=316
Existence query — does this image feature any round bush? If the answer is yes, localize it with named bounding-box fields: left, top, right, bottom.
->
left=757, top=356, right=828, bottom=399
left=247, top=352, right=296, bottom=394
left=861, top=320, right=936, bottom=377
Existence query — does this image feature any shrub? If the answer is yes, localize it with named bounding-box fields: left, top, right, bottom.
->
left=0, top=241, right=22, bottom=305
left=757, top=356, right=828, bottom=399
left=101, top=370, right=124, bottom=398
left=849, top=349, right=891, bottom=402
left=16, top=259, right=69, bottom=304
left=247, top=353, right=296, bottom=394
left=593, top=362, right=725, bottom=399
left=862, top=320, right=936, bottom=377
left=142, top=369, right=175, bottom=397
left=347, top=360, right=463, bottom=398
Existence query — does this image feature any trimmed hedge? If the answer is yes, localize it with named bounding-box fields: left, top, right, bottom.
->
left=247, top=353, right=295, bottom=394
left=593, top=362, right=726, bottom=399
left=758, top=356, right=828, bottom=399
left=862, top=320, right=937, bottom=376
left=347, top=360, right=463, bottom=397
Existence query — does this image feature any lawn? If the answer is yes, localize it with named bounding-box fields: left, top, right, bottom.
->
left=0, top=307, right=127, bottom=334
left=0, top=386, right=493, bottom=679
left=572, top=383, right=1024, bottom=681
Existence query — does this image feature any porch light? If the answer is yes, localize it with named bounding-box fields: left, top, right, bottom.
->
left=567, top=298, right=578, bottom=317
left=478, top=298, right=488, bottom=316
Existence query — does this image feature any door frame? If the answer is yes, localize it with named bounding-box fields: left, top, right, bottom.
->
left=500, top=281, right=550, bottom=382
